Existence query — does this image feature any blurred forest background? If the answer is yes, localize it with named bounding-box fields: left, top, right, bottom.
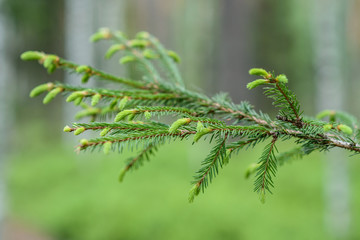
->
left=1, top=0, right=360, bottom=239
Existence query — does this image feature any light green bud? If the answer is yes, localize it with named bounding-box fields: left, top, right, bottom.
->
left=103, top=141, right=112, bottom=155
left=337, top=124, right=353, bottom=135
left=100, top=127, right=111, bottom=137
left=246, top=79, right=268, bottom=90
left=118, top=168, right=127, bottom=182
left=47, top=64, right=56, bottom=74
left=167, top=50, right=181, bottom=63
left=129, top=39, right=148, bottom=48
left=118, top=97, right=129, bottom=110
left=249, top=68, right=269, bottom=77
left=119, top=55, right=136, bottom=64
left=29, top=83, right=53, bottom=98
left=109, top=99, right=118, bottom=109
left=323, top=124, right=333, bottom=132
left=144, top=111, right=151, bottom=120
left=91, top=94, right=101, bottom=106
left=66, top=91, right=85, bottom=102
left=80, top=139, right=89, bottom=146
left=196, top=122, right=204, bottom=132
left=193, top=127, right=212, bottom=142
left=63, top=125, right=72, bottom=132
left=244, top=163, right=261, bottom=179
left=127, top=113, right=135, bottom=121
left=90, top=28, right=111, bottom=42
left=76, top=65, right=89, bottom=73
left=74, top=127, right=85, bottom=135
left=43, top=56, right=56, bottom=68
left=73, top=96, right=84, bottom=106
left=20, top=51, right=44, bottom=61
left=143, top=49, right=158, bottom=59
left=276, top=74, right=288, bottom=83
left=222, top=149, right=232, bottom=165
left=81, top=74, right=90, bottom=83
left=316, top=110, right=334, bottom=120
left=188, top=184, right=200, bottom=203
left=114, top=110, right=135, bottom=122
left=260, top=191, right=266, bottom=204
left=43, top=87, right=62, bottom=104
left=75, top=109, right=99, bottom=120
left=136, top=31, right=150, bottom=39
left=105, top=44, right=124, bottom=59
left=169, top=118, right=191, bottom=133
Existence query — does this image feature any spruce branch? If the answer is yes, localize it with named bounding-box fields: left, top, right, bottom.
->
left=254, top=134, right=278, bottom=203
left=22, top=29, right=360, bottom=203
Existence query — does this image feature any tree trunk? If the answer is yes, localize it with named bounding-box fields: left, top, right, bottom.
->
left=313, top=0, right=350, bottom=238
left=0, top=0, right=15, bottom=237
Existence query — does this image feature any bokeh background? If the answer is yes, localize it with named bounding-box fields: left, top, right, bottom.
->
left=1, top=0, right=360, bottom=239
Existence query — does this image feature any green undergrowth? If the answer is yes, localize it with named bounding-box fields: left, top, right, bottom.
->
left=6, top=124, right=360, bottom=240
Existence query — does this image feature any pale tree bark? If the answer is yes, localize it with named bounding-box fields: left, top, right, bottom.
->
left=64, top=0, right=126, bottom=139
left=313, top=0, right=350, bottom=238
left=0, top=0, right=15, bottom=238
left=217, top=0, right=256, bottom=103
left=64, top=0, right=96, bottom=144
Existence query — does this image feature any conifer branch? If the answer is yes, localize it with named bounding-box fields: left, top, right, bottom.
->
left=22, top=29, right=360, bottom=203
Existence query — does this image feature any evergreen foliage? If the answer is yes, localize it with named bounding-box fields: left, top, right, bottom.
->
left=22, top=28, right=360, bottom=203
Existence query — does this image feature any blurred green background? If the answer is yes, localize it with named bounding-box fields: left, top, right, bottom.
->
left=1, top=0, right=360, bottom=239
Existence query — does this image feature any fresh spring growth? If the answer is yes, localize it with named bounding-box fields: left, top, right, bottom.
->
left=316, top=110, right=335, bottom=120
left=144, top=111, right=152, bottom=120
left=120, top=55, right=136, bottom=64
left=43, top=55, right=58, bottom=74
left=196, top=121, right=204, bottom=132
left=188, top=184, right=200, bottom=203
left=75, top=109, right=100, bottom=120
left=323, top=124, right=333, bottom=132
left=80, top=139, right=89, bottom=146
left=260, top=191, right=266, bottom=204
left=63, top=125, right=72, bottom=132
left=103, top=141, right=112, bottom=155
left=76, top=65, right=90, bottom=73
left=247, top=79, right=269, bottom=90
left=74, top=127, right=85, bottom=135
left=143, top=49, right=158, bottom=59
left=248, top=68, right=269, bottom=77
left=66, top=91, right=86, bottom=102
left=81, top=74, right=90, bottom=83
left=136, top=31, right=150, bottom=39
left=127, top=113, right=135, bottom=121
left=118, top=97, right=129, bottom=110
left=168, top=118, right=191, bottom=133
left=244, top=163, right=261, bottom=179
left=91, top=94, right=102, bottom=106
left=129, top=39, right=148, bottom=48
left=105, top=44, right=124, bottom=59
left=100, top=127, right=111, bottom=137
left=29, top=83, right=54, bottom=97
left=73, top=96, right=84, bottom=106
left=193, top=127, right=212, bottom=142
left=167, top=50, right=181, bottom=63
left=90, top=28, right=111, bottom=42
left=118, top=168, right=126, bottom=182
left=222, top=149, right=232, bottom=165
left=43, top=87, right=62, bottom=104
left=114, top=110, right=135, bottom=122
left=337, top=124, right=353, bottom=135
left=20, top=51, right=44, bottom=61
left=276, top=74, right=288, bottom=83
